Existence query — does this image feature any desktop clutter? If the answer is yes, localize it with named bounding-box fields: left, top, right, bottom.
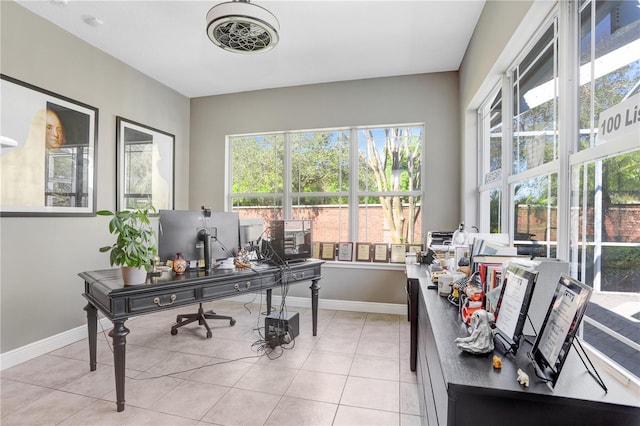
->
left=425, top=225, right=600, bottom=392
left=425, top=226, right=527, bottom=385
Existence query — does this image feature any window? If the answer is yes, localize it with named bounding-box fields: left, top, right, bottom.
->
left=510, top=19, right=559, bottom=255
left=571, top=0, right=640, bottom=379
left=229, top=124, right=423, bottom=247
left=512, top=173, right=558, bottom=258
left=512, top=22, right=558, bottom=174
left=476, top=0, right=639, bottom=381
left=479, top=87, right=504, bottom=233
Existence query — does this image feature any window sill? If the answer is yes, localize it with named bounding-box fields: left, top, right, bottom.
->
left=322, top=261, right=407, bottom=271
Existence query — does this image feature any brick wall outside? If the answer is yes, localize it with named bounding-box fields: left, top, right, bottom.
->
left=515, top=204, right=640, bottom=242
left=236, top=204, right=638, bottom=244
left=235, top=205, right=423, bottom=244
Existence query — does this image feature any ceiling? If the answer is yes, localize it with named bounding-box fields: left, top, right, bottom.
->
left=16, top=0, right=486, bottom=98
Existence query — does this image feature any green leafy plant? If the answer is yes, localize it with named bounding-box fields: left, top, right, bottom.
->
left=97, top=207, right=157, bottom=271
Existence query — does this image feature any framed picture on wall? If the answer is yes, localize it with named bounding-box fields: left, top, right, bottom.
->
left=0, top=74, right=98, bottom=216
left=116, top=117, right=175, bottom=211
left=312, top=241, right=321, bottom=259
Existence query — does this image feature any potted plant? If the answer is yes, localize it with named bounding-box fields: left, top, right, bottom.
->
left=97, top=207, right=157, bottom=285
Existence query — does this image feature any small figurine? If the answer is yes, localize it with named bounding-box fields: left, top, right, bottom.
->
left=492, top=354, right=502, bottom=369
left=454, top=309, right=495, bottom=354
left=517, top=368, right=530, bottom=387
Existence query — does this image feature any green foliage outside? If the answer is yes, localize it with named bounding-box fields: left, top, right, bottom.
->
left=230, top=126, right=422, bottom=243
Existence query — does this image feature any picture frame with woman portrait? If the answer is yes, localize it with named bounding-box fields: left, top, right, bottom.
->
left=0, top=74, right=98, bottom=216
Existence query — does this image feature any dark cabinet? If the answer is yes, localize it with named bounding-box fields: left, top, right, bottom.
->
left=406, top=264, right=639, bottom=426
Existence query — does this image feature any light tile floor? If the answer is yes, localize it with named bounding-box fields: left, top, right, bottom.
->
left=1, top=299, right=421, bottom=425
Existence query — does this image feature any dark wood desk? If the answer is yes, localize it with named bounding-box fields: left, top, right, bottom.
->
left=80, top=259, right=323, bottom=412
left=405, top=264, right=640, bottom=425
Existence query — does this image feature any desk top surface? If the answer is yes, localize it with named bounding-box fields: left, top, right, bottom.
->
left=80, top=259, right=324, bottom=295
left=410, top=263, right=639, bottom=410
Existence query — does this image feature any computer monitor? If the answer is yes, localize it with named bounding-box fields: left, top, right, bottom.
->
left=239, top=218, right=265, bottom=249
left=158, top=209, right=240, bottom=265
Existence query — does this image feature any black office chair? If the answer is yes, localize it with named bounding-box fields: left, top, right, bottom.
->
left=170, top=304, right=236, bottom=338
left=170, top=229, right=235, bottom=339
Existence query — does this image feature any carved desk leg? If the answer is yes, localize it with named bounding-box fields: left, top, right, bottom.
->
left=109, top=319, right=129, bottom=412
left=310, top=279, right=321, bottom=336
left=84, top=303, right=97, bottom=372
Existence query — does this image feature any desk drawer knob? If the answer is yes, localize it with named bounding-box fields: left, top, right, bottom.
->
left=153, top=294, right=176, bottom=307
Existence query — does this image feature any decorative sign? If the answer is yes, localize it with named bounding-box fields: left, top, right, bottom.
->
left=493, top=263, right=538, bottom=354
left=597, top=93, right=640, bottom=146
left=530, top=274, right=593, bottom=388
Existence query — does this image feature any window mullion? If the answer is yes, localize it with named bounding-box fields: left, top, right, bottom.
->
left=502, top=73, right=513, bottom=241
left=349, top=128, right=358, bottom=242
left=557, top=0, right=577, bottom=261
left=283, top=132, right=292, bottom=219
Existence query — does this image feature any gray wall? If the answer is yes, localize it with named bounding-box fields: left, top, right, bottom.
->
left=0, top=2, right=191, bottom=353
left=189, top=73, right=462, bottom=304
left=190, top=73, right=461, bottom=228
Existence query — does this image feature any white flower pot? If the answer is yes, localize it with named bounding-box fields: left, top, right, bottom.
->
left=121, top=266, right=147, bottom=286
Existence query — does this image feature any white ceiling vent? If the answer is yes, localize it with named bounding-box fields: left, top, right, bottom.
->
left=206, top=0, right=279, bottom=54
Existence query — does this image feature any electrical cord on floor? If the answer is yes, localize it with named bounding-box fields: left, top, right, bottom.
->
left=96, top=311, right=266, bottom=381
left=94, top=257, right=298, bottom=380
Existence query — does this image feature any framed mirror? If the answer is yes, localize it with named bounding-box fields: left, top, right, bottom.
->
left=1, top=74, right=98, bottom=216
left=116, top=117, right=174, bottom=211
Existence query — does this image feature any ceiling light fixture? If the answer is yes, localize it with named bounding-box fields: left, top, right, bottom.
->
left=206, top=0, right=279, bottom=54
left=82, top=15, right=103, bottom=27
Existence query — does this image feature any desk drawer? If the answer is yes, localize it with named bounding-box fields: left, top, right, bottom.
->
left=202, top=277, right=262, bottom=299
left=128, top=288, right=197, bottom=313
left=284, top=267, right=317, bottom=283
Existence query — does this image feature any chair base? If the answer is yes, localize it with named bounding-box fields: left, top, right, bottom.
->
left=170, top=303, right=236, bottom=338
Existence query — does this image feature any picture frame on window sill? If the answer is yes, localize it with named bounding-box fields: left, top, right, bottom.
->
left=355, top=243, right=372, bottom=262
left=312, top=241, right=321, bottom=259
left=337, top=242, right=354, bottom=262
left=320, top=242, right=336, bottom=261
left=407, top=244, right=423, bottom=255
left=0, top=74, right=98, bottom=216
left=390, top=244, right=407, bottom=263
left=373, top=243, right=389, bottom=263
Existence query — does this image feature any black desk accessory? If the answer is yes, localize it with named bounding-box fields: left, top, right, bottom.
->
left=528, top=274, right=603, bottom=390
left=492, top=263, right=538, bottom=356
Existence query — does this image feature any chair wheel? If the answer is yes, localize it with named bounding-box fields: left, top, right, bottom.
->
left=230, top=319, right=236, bottom=326
left=206, top=331, right=212, bottom=338
left=171, top=329, right=178, bottom=335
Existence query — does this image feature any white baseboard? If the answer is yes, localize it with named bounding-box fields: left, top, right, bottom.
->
left=0, top=298, right=405, bottom=371
left=0, top=317, right=112, bottom=371
left=232, top=295, right=407, bottom=316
